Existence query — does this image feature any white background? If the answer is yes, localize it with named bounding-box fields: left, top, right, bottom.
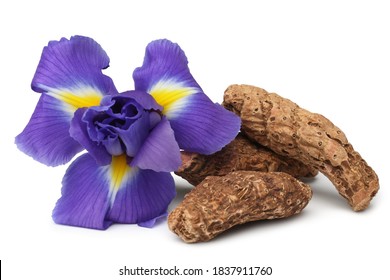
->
left=1, top=0, right=389, bottom=279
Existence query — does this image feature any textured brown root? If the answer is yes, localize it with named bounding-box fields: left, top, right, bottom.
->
left=175, top=133, right=317, bottom=186
left=223, top=84, right=379, bottom=211
left=168, top=171, right=312, bottom=243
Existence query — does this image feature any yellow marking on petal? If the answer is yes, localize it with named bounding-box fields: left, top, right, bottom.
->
left=150, top=81, right=197, bottom=115
left=40, top=84, right=103, bottom=112
left=110, top=154, right=131, bottom=192
left=56, top=91, right=102, bottom=109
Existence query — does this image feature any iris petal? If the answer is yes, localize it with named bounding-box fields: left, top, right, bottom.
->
left=132, top=117, right=181, bottom=172
left=133, top=39, right=200, bottom=93
left=137, top=212, right=168, bottom=228
left=32, top=35, right=118, bottom=113
left=15, top=94, right=83, bottom=166
left=52, top=153, right=113, bottom=230
left=52, top=153, right=175, bottom=229
left=115, top=111, right=151, bottom=158
left=107, top=161, right=175, bottom=225
left=133, top=39, right=240, bottom=154
left=149, top=80, right=198, bottom=117
left=167, top=93, right=241, bottom=155
left=69, top=108, right=112, bottom=166
left=17, top=36, right=119, bottom=166
left=119, top=90, right=162, bottom=111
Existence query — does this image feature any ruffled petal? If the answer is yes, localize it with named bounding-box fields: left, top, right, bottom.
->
left=133, top=39, right=240, bottom=154
left=32, top=35, right=117, bottom=113
left=52, top=153, right=113, bottom=230
left=15, top=94, right=83, bottom=166
left=132, top=117, right=181, bottom=172
left=108, top=91, right=161, bottom=158
left=107, top=160, right=175, bottom=225
left=69, top=108, right=112, bottom=165
left=115, top=111, right=151, bottom=158
left=167, top=93, right=241, bottom=154
left=52, top=153, right=175, bottom=229
left=119, top=90, right=162, bottom=111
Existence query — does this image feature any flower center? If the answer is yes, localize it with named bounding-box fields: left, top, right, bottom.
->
left=84, top=94, right=161, bottom=157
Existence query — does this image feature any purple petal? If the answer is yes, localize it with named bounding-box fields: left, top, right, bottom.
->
left=138, top=212, right=168, bottom=228
left=108, top=92, right=160, bottom=157
left=74, top=97, right=155, bottom=160
left=119, top=90, right=163, bottom=111
left=69, top=108, right=112, bottom=165
left=132, top=39, right=240, bottom=154
left=52, top=153, right=113, bottom=230
left=53, top=153, right=175, bottom=229
left=133, top=39, right=200, bottom=93
left=15, top=94, right=83, bottom=166
left=168, top=93, right=241, bottom=154
left=133, top=39, right=201, bottom=117
left=132, top=117, right=181, bottom=172
left=115, top=111, right=151, bottom=158
left=32, top=35, right=117, bottom=111
left=107, top=167, right=175, bottom=225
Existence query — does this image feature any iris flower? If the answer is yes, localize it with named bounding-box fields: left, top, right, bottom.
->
left=16, top=36, right=240, bottom=229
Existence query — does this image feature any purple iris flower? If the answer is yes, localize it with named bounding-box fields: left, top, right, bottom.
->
left=15, top=36, right=240, bottom=229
